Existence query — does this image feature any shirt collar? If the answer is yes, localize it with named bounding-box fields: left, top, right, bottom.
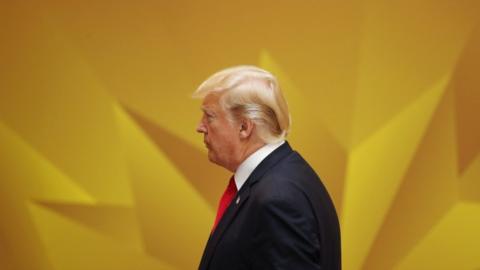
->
left=234, top=140, right=285, bottom=191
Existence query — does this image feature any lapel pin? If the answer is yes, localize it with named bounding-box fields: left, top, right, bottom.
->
left=236, top=196, right=240, bottom=204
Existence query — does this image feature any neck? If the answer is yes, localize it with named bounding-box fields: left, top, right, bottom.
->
left=227, top=139, right=266, bottom=172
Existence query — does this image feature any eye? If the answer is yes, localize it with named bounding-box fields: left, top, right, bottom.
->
left=206, top=114, right=214, bottom=122
left=202, top=111, right=214, bottom=123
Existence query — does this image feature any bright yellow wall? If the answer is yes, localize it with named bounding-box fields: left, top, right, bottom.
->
left=1, top=1, right=479, bottom=269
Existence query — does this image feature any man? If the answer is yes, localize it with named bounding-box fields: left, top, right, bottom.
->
left=194, top=66, right=341, bottom=270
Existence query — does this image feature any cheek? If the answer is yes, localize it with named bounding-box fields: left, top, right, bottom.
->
left=208, top=120, right=236, bottom=146
left=208, top=133, right=227, bottom=152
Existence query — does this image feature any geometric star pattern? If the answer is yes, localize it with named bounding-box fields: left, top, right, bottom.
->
left=0, top=1, right=479, bottom=269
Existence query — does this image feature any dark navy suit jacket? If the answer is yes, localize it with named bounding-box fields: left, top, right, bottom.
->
left=199, top=141, right=341, bottom=270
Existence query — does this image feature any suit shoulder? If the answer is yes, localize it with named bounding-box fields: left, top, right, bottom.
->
left=253, top=150, right=337, bottom=213
left=252, top=153, right=315, bottom=205
left=261, top=151, right=322, bottom=190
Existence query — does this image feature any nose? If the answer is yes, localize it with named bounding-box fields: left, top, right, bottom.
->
left=196, top=120, right=207, bottom=134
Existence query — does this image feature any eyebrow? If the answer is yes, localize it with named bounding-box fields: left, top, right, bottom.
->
left=201, top=107, right=215, bottom=114
left=200, top=106, right=211, bottom=112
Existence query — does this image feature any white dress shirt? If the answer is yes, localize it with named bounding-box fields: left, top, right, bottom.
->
left=234, top=140, right=285, bottom=191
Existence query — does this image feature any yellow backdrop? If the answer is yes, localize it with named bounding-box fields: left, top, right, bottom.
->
left=1, top=1, right=479, bottom=269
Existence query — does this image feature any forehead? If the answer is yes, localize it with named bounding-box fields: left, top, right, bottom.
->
left=201, top=93, right=222, bottom=111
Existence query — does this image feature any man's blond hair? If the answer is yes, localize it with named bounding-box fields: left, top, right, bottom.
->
left=193, top=65, right=291, bottom=143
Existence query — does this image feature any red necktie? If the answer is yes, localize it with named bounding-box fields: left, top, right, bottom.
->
left=212, top=176, right=238, bottom=233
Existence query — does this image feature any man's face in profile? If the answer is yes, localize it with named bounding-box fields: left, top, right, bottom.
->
left=196, top=93, right=239, bottom=171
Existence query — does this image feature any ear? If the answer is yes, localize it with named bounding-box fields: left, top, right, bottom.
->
left=239, top=118, right=255, bottom=139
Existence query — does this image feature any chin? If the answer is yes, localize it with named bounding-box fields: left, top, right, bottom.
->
left=208, top=152, right=225, bottom=168
left=207, top=151, right=217, bottom=163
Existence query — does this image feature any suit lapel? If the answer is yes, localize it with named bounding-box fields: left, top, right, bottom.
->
left=199, top=141, right=293, bottom=270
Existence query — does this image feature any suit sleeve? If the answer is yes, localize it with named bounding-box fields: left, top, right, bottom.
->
left=250, top=189, right=323, bottom=270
